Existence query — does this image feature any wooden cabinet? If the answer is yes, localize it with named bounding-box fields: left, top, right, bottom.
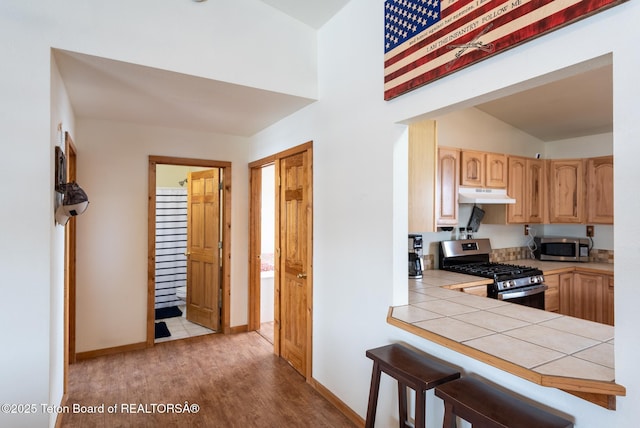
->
left=460, top=150, right=507, bottom=188
left=486, top=153, right=508, bottom=188
left=604, top=275, right=614, bottom=326
left=408, top=120, right=437, bottom=232
left=572, top=272, right=606, bottom=324
left=484, top=156, right=545, bottom=225
left=461, top=284, right=488, bottom=297
left=548, top=159, right=585, bottom=223
left=436, top=147, right=460, bottom=227
left=587, top=155, right=613, bottom=224
left=526, top=158, right=546, bottom=223
left=408, top=121, right=460, bottom=231
left=544, top=273, right=559, bottom=312
left=558, top=273, right=574, bottom=316
left=505, top=156, right=545, bottom=223
left=557, top=270, right=613, bottom=326
left=460, top=150, right=484, bottom=187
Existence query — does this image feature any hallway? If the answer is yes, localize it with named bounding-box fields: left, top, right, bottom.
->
left=61, top=332, right=355, bottom=428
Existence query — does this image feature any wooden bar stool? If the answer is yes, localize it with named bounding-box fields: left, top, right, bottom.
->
left=434, top=377, right=573, bottom=428
left=365, top=344, right=460, bottom=428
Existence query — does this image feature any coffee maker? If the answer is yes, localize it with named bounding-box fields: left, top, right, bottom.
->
left=408, top=234, right=424, bottom=279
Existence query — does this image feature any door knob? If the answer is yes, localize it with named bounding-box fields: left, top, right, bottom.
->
left=297, top=273, right=307, bottom=279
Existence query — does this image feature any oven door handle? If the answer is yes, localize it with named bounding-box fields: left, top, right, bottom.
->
left=498, top=284, right=548, bottom=300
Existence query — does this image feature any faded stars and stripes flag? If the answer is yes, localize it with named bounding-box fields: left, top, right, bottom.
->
left=384, top=0, right=627, bottom=100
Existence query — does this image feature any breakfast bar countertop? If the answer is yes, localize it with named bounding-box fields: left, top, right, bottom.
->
left=388, top=263, right=624, bottom=410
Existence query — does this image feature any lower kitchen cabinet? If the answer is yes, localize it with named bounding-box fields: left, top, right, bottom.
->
left=544, top=274, right=559, bottom=312
left=557, top=271, right=613, bottom=326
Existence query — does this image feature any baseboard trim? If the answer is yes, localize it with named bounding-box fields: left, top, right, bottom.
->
left=310, top=377, right=365, bottom=427
left=76, top=341, right=148, bottom=361
left=229, top=324, right=248, bottom=334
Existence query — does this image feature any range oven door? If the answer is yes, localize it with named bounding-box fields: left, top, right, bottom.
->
left=497, top=284, right=548, bottom=310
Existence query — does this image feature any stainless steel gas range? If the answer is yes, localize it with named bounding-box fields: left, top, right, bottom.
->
left=439, top=239, right=547, bottom=309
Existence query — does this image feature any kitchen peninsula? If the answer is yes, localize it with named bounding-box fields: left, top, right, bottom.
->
left=388, top=260, right=624, bottom=410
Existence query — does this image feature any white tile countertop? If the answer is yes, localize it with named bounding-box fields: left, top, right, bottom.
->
left=388, top=265, right=624, bottom=409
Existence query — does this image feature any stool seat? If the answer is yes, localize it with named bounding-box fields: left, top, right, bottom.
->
left=365, top=344, right=460, bottom=428
left=435, top=377, right=573, bottom=428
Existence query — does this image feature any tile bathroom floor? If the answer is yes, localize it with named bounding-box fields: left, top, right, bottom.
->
left=155, top=305, right=215, bottom=343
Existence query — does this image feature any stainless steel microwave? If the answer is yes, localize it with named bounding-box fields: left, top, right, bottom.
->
left=533, top=237, right=590, bottom=262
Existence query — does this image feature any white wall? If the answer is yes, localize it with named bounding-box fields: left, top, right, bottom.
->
left=251, top=0, right=639, bottom=427
left=74, top=119, right=250, bottom=352
left=0, top=1, right=316, bottom=426
left=1, top=1, right=637, bottom=427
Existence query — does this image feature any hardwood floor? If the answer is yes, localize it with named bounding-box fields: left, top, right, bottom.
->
left=61, top=332, right=356, bottom=428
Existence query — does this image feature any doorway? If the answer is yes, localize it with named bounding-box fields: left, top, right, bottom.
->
left=147, top=156, right=232, bottom=346
left=248, top=142, right=313, bottom=379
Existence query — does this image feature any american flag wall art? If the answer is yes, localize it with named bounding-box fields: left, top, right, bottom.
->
left=384, top=0, right=627, bottom=100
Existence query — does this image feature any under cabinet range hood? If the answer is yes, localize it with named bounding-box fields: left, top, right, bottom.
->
left=458, top=187, right=516, bottom=204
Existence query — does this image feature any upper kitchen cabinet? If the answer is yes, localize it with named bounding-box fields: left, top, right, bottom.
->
left=460, top=150, right=484, bottom=187
left=587, top=155, right=614, bottom=224
left=505, top=156, right=546, bottom=223
left=548, top=159, right=585, bottom=223
left=460, top=150, right=507, bottom=188
left=408, top=120, right=437, bottom=232
left=486, top=153, right=508, bottom=188
left=484, top=155, right=545, bottom=225
left=408, top=121, right=460, bottom=232
left=436, top=147, right=460, bottom=227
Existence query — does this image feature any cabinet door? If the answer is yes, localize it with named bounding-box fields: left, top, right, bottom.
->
left=486, top=153, right=508, bottom=188
left=408, top=120, right=437, bottom=232
left=558, top=273, right=574, bottom=316
left=460, top=150, right=484, bottom=187
left=507, top=156, right=527, bottom=223
left=544, top=273, right=559, bottom=312
left=604, top=275, right=614, bottom=326
left=436, top=148, right=459, bottom=226
left=587, top=156, right=613, bottom=224
left=526, top=158, right=546, bottom=223
left=572, top=272, right=606, bottom=324
left=548, top=159, right=585, bottom=223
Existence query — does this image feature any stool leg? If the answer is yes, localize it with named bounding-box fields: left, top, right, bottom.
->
left=365, top=361, right=382, bottom=428
left=397, top=382, right=408, bottom=428
left=442, top=401, right=456, bottom=428
left=414, top=388, right=426, bottom=428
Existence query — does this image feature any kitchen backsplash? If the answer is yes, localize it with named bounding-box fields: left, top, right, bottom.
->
left=421, top=246, right=613, bottom=270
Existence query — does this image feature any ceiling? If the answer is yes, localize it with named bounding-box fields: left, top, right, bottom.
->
left=54, top=1, right=613, bottom=140
left=258, top=0, right=351, bottom=29
left=474, top=65, right=612, bottom=142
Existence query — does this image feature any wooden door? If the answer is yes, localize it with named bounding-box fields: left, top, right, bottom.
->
left=436, top=147, right=459, bottom=227
left=277, top=148, right=312, bottom=377
left=186, top=169, right=222, bottom=331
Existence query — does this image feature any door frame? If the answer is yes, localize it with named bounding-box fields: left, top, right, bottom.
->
left=147, top=156, right=232, bottom=346
left=248, top=142, right=313, bottom=379
left=64, top=133, right=77, bottom=374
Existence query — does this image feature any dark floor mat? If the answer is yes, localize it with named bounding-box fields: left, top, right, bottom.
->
left=155, top=306, right=183, bottom=320
left=155, top=322, right=171, bottom=339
